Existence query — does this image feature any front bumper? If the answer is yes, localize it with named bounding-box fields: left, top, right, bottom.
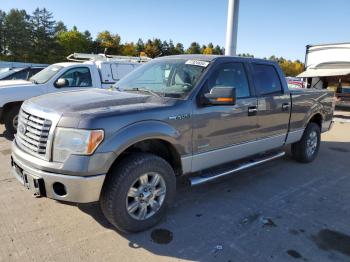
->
left=11, top=144, right=106, bottom=203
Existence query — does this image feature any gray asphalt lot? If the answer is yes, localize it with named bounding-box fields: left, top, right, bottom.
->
left=0, top=111, right=350, bottom=262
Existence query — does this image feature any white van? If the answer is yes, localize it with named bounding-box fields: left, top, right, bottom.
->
left=0, top=53, right=151, bottom=133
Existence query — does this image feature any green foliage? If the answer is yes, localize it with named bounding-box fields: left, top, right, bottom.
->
left=144, top=38, right=162, bottom=58
left=30, top=8, right=57, bottom=63
left=96, top=31, right=121, bottom=54
left=238, top=53, right=254, bottom=58
left=0, top=7, right=304, bottom=76
left=0, top=10, right=6, bottom=55
left=57, top=27, right=92, bottom=57
left=2, top=9, right=31, bottom=61
left=186, top=42, right=201, bottom=54
left=268, top=56, right=304, bottom=76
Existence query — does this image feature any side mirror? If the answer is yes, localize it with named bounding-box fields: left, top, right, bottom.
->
left=204, top=86, right=236, bottom=105
left=55, top=78, right=68, bottom=88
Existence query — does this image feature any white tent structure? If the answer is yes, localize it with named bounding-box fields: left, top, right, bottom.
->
left=298, top=43, right=350, bottom=78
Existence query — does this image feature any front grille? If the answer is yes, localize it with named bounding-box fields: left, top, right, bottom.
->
left=16, top=109, right=52, bottom=156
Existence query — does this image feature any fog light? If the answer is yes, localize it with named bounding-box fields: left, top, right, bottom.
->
left=52, top=182, right=67, bottom=196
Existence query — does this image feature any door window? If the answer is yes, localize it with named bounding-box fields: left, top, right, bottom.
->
left=57, top=67, right=92, bottom=87
left=252, top=64, right=282, bottom=95
left=3, top=69, right=29, bottom=80
left=208, top=63, right=250, bottom=98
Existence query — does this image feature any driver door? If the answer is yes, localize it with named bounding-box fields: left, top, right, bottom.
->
left=191, top=62, right=258, bottom=171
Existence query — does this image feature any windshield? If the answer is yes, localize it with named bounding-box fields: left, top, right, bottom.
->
left=115, top=58, right=208, bottom=98
left=30, top=64, right=64, bottom=84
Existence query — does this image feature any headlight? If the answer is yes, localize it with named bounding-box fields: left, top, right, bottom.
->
left=53, top=128, right=104, bottom=162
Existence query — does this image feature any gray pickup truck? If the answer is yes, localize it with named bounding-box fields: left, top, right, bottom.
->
left=11, top=55, right=335, bottom=232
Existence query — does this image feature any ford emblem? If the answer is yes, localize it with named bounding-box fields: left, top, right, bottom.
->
left=18, top=123, right=26, bottom=134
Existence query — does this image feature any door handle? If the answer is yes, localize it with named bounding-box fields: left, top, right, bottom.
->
left=282, top=103, right=290, bottom=111
left=248, top=106, right=257, bottom=116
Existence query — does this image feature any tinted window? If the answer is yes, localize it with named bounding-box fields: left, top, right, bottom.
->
left=208, top=63, right=250, bottom=98
left=57, top=67, right=92, bottom=88
left=252, top=64, right=282, bottom=95
left=3, top=69, right=29, bottom=80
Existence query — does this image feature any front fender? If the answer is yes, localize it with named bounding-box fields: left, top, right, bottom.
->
left=97, top=120, right=186, bottom=159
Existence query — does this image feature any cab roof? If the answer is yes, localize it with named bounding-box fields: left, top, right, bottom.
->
left=155, top=54, right=274, bottom=64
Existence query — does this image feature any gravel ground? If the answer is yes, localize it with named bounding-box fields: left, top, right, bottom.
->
left=0, top=111, right=349, bottom=262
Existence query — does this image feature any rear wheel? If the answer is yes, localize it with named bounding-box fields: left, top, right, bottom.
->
left=4, top=105, right=21, bottom=135
left=100, top=153, right=176, bottom=233
left=291, top=122, right=321, bottom=163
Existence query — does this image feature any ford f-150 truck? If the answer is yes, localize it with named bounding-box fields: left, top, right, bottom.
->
left=0, top=53, right=148, bottom=134
left=10, top=55, right=335, bottom=232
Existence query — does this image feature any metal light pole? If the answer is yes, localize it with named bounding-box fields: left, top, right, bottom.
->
left=225, top=0, right=240, bottom=56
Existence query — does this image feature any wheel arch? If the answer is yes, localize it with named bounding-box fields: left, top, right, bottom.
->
left=101, top=121, right=185, bottom=177
left=1, top=101, right=23, bottom=123
left=307, top=112, right=323, bottom=129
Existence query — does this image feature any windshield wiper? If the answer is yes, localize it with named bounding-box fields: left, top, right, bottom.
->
left=123, top=87, right=163, bottom=97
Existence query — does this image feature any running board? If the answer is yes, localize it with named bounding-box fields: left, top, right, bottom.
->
left=189, top=151, right=286, bottom=186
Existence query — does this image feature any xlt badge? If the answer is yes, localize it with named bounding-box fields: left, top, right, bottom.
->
left=169, top=114, right=191, bottom=121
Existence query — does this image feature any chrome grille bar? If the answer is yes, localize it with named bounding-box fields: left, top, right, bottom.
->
left=16, top=109, right=52, bottom=156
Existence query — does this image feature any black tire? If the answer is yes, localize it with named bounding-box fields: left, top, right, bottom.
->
left=291, top=122, right=321, bottom=163
left=100, top=153, right=176, bottom=233
left=4, top=105, right=21, bottom=135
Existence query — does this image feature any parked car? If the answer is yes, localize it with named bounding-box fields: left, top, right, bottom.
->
left=0, top=66, right=46, bottom=81
left=286, top=76, right=305, bottom=89
left=0, top=53, right=149, bottom=134
left=10, top=55, right=335, bottom=232
left=336, top=84, right=350, bottom=108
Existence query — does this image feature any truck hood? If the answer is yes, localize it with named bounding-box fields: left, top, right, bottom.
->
left=24, top=88, right=172, bottom=123
left=0, top=79, right=32, bottom=88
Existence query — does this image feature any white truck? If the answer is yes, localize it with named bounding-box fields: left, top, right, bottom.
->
left=0, top=53, right=150, bottom=134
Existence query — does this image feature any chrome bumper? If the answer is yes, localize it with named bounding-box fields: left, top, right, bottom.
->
left=11, top=151, right=106, bottom=203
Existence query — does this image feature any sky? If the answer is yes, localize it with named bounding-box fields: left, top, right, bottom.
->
left=1, top=0, right=349, bottom=61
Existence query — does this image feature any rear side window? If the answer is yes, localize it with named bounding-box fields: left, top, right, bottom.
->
left=252, top=64, right=282, bottom=95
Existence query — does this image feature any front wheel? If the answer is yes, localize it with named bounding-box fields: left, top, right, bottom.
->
left=4, top=106, right=21, bottom=135
left=100, top=153, right=176, bottom=233
left=291, top=122, right=321, bottom=163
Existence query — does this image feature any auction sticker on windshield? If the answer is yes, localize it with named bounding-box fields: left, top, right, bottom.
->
left=185, top=60, right=210, bottom=67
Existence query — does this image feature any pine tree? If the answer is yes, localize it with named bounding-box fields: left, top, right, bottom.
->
left=3, top=9, right=31, bottom=61
left=136, top=38, right=144, bottom=54
left=175, top=43, right=184, bottom=54
left=30, top=8, right=56, bottom=63
left=186, top=42, right=201, bottom=54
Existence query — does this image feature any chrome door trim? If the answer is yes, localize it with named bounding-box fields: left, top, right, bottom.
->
left=188, top=133, right=286, bottom=173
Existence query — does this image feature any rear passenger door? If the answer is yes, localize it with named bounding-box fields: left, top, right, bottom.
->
left=251, top=63, right=291, bottom=143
